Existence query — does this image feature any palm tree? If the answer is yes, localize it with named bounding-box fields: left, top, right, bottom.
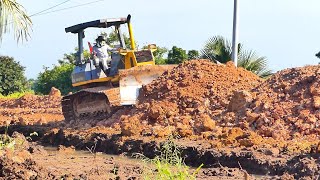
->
left=201, top=36, right=232, bottom=64
left=0, top=0, right=32, bottom=43
left=315, top=51, right=320, bottom=59
left=201, top=36, right=272, bottom=78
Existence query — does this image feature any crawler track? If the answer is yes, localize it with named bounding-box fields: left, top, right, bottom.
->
left=62, top=86, right=121, bottom=123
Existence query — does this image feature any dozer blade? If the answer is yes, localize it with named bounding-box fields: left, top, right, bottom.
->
left=119, top=65, right=175, bottom=105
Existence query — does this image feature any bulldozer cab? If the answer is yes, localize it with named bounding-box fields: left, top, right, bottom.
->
left=65, top=14, right=157, bottom=89
left=65, top=15, right=132, bottom=64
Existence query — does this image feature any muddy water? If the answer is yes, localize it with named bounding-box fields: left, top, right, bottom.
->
left=37, top=147, right=275, bottom=179
left=43, top=146, right=142, bottom=163
left=33, top=146, right=144, bottom=179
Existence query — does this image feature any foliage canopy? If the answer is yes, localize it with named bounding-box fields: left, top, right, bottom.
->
left=34, top=63, right=77, bottom=95
left=0, top=56, right=27, bottom=96
left=0, top=0, right=32, bottom=43
left=201, top=36, right=272, bottom=78
left=167, top=46, right=188, bottom=64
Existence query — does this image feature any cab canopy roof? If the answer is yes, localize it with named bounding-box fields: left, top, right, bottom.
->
left=65, top=14, right=131, bottom=34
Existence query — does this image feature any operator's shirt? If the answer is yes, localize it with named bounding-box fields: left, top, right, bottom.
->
left=92, top=44, right=114, bottom=61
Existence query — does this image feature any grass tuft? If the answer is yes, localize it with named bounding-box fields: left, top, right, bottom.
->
left=137, top=136, right=203, bottom=180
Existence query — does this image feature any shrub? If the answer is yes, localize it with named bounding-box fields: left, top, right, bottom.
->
left=137, top=136, right=203, bottom=180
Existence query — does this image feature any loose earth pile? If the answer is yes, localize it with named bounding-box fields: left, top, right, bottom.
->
left=117, top=60, right=320, bottom=153
left=0, top=87, right=63, bottom=126
left=227, top=65, right=320, bottom=140
left=119, top=60, right=263, bottom=137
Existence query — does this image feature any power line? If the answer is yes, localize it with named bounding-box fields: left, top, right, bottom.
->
left=30, top=0, right=72, bottom=17
left=32, top=0, right=105, bottom=17
left=1, top=0, right=73, bottom=27
left=1, top=0, right=105, bottom=28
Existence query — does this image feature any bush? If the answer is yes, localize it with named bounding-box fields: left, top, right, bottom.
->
left=167, top=46, right=188, bottom=64
left=137, top=137, right=203, bottom=180
left=0, top=56, right=28, bottom=96
left=34, top=63, right=77, bottom=95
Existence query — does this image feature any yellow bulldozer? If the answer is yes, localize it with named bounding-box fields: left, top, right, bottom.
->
left=62, top=14, right=173, bottom=122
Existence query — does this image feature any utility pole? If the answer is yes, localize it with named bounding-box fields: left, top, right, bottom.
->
left=231, top=0, right=239, bottom=67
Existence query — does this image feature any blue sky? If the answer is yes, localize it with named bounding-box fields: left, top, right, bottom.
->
left=0, top=0, right=320, bottom=79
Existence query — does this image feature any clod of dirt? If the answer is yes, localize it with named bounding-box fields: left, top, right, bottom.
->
left=28, top=144, right=48, bottom=156
left=227, top=90, right=253, bottom=113
left=49, top=87, right=61, bottom=98
left=57, top=145, right=75, bottom=154
left=198, top=167, right=251, bottom=179
left=11, top=131, right=30, bottom=150
left=120, top=115, right=143, bottom=136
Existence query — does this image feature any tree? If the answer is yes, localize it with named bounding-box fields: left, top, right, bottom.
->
left=0, top=56, right=27, bottom=95
left=201, top=36, right=233, bottom=63
left=154, top=46, right=168, bottom=65
left=167, top=46, right=188, bottom=64
left=34, top=63, right=77, bottom=95
left=315, top=51, right=320, bottom=59
left=187, top=50, right=199, bottom=60
left=201, top=36, right=272, bottom=78
left=238, top=50, right=272, bottom=78
left=0, top=0, right=32, bottom=42
left=26, top=78, right=35, bottom=91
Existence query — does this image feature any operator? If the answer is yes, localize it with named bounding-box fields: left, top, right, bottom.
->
left=92, top=35, right=118, bottom=75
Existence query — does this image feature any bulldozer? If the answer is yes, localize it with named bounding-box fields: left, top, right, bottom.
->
left=62, top=14, right=173, bottom=123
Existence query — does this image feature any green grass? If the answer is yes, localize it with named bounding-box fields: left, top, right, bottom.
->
left=138, top=136, right=203, bottom=180
left=0, top=126, right=37, bottom=151
left=0, top=90, right=34, bottom=99
left=0, top=126, right=15, bottom=151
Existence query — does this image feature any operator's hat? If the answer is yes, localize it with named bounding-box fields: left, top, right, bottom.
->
left=96, top=35, right=106, bottom=42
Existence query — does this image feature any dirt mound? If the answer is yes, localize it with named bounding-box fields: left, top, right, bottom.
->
left=227, top=65, right=320, bottom=140
left=0, top=89, right=63, bottom=126
left=0, top=94, right=61, bottom=109
left=119, top=60, right=263, bottom=136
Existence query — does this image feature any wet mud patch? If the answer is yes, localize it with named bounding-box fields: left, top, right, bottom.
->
left=39, top=127, right=320, bottom=179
